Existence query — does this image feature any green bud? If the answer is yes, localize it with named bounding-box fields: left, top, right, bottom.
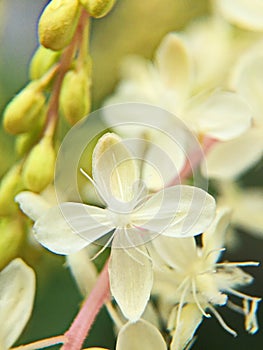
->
left=60, top=67, right=91, bottom=125
left=30, top=45, right=61, bottom=80
left=80, top=0, right=116, bottom=18
left=22, top=136, right=56, bottom=192
left=0, top=218, right=24, bottom=271
left=0, top=165, right=24, bottom=217
left=39, top=0, right=81, bottom=51
left=3, top=82, right=45, bottom=135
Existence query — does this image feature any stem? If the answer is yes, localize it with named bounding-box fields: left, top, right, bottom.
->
left=44, top=9, right=89, bottom=138
left=11, top=336, right=65, bottom=350
left=62, top=260, right=110, bottom=350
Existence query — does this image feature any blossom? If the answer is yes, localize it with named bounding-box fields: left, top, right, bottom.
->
left=0, top=258, right=35, bottom=350
left=152, top=208, right=261, bottom=349
left=16, top=132, right=216, bottom=321
left=215, top=0, right=263, bottom=31
left=104, top=32, right=251, bottom=143
left=205, top=44, right=263, bottom=179
left=116, top=319, right=166, bottom=350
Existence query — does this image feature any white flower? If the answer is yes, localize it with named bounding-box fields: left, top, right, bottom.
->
left=104, top=32, right=251, bottom=143
left=153, top=208, right=261, bottom=349
left=16, top=132, right=216, bottom=322
left=215, top=0, right=263, bottom=31
left=205, top=46, right=263, bottom=179
left=116, top=319, right=166, bottom=350
left=0, top=258, right=35, bottom=350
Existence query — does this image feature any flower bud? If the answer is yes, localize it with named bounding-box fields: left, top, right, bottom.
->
left=80, top=0, right=116, bottom=18
left=39, top=0, right=81, bottom=51
left=22, top=136, right=56, bottom=192
left=3, top=82, right=45, bottom=135
left=60, top=67, right=91, bottom=125
left=0, top=218, right=24, bottom=270
left=0, top=165, right=24, bottom=217
left=30, top=46, right=61, bottom=80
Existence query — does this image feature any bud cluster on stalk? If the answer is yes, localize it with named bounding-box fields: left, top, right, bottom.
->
left=0, top=0, right=116, bottom=270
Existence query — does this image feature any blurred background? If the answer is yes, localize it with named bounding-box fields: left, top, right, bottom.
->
left=0, top=0, right=262, bottom=349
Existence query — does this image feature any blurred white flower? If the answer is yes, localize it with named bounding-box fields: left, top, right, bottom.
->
left=104, top=32, right=251, bottom=143
left=215, top=0, right=263, bottom=31
left=0, top=258, right=35, bottom=350
left=205, top=46, right=263, bottom=179
left=153, top=208, right=261, bottom=349
left=16, top=132, right=216, bottom=322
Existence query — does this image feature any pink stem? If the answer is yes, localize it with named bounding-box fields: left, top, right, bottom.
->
left=62, top=260, right=110, bottom=350
left=168, top=136, right=218, bottom=186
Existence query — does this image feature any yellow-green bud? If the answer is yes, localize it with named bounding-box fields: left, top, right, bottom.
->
left=22, top=136, right=56, bottom=192
left=0, top=165, right=24, bottom=216
left=30, top=46, right=61, bottom=80
left=60, top=67, right=91, bottom=125
left=0, top=218, right=24, bottom=271
left=3, top=82, right=45, bottom=135
left=39, top=0, right=81, bottom=51
left=80, top=0, right=116, bottom=18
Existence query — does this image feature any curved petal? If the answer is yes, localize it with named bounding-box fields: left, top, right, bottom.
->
left=155, top=33, right=191, bottom=98
left=0, top=259, right=35, bottom=349
left=116, top=319, right=166, bottom=350
left=216, top=0, right=263, bottom=31
left=109, top=233, right=153, bottom=321
left=34, top=203, right=114, bottom=255
left=92, top=133, right=140, bottom=208
left=188, top=91, right=251, bottom=141
left=170, top=304, right=203, bottom=350
left=152, top=235, right=196, bottom=270
left=132, top=186, right=216, bottom=237
left=15, top=191, right=51, bottom=221
left=204, top=129, right=263, bottom=179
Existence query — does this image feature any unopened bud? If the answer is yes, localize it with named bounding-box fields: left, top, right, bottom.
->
left=0, top=218, right=24, bottom=271
left=0, top=165, right=24, bottom=216
left=22, top=136, right=56, bottom=192
left=30, top=46, right=61, bottom=80
left=3, top=82, right=45, bottom=135
left=39, top=0, right=81, bottom=51
left=80, top=0, right=116, bottom=18
left=60, top=67, right=91, bottom=125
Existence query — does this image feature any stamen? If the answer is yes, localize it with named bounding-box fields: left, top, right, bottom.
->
left=227, top=288, right=261, bottom=302
left=90, top=232, right=115, bottom=261
left=80, top=168, right=108, bottom=205
left=191, top=279, right=211, bottom=318
left=227, top=300, right=244, bottom=315
left=216, top=261, right=260, bottom=267
left=244, top=298, right=260, bottom=334
left=209, top=305, right=237, bottom=337
left=205, top=248, right=226, bottom=261
left=174, top=282, right=189, bottom=341
left=123, top=227, right=152, bottom=263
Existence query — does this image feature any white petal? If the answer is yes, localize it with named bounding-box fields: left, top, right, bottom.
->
left=216, top=0, right=263, bottom=31
left=132, top=186, right=216, bottom=238
left=0, top=259, right=35, bottom=349
left=152, top=235, right=196, bottom=270
left=232, top=53, right=263, bottom=126
left=170, top=304, right=203, bottom=350
left=188, top=91, right=251, bottom=141
left=204, top=129, right=263, bottom=179
left=116, top=319, right=166, bottom=350
left=92, top=133, right=139, bottom=208
left=15, top=191, right=51, bottom=221
left=202, top=207, right=232, bottom=264
left=155, top=33, right=191, bottom=98
left=34, top=203, right=114, bottom=255
left=109, top=235, right=153, bottom=321
left=66, top=248, right=97, bottom=296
